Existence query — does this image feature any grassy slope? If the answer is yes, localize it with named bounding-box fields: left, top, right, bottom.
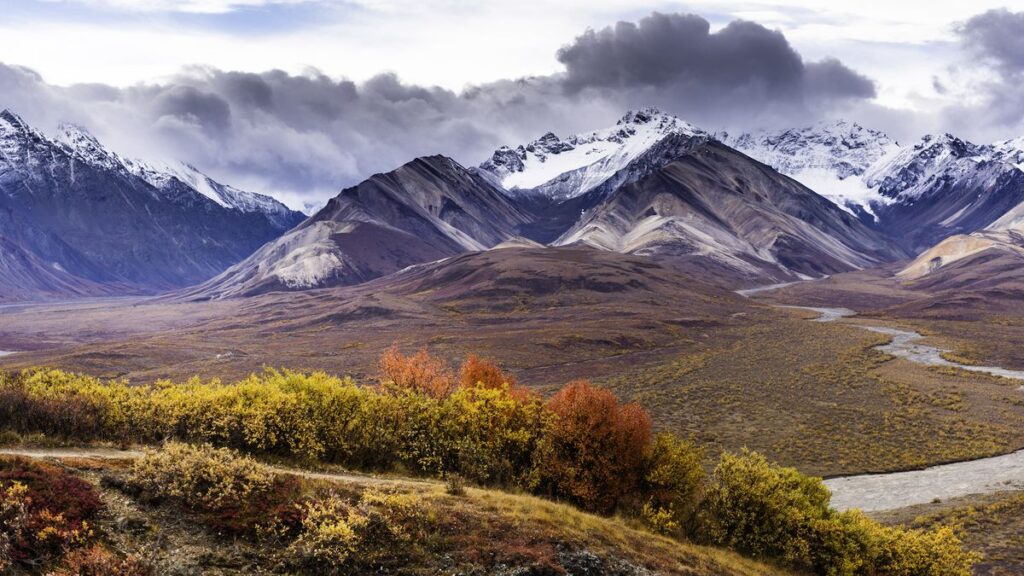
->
left=5, top=452, right=792, bottom=576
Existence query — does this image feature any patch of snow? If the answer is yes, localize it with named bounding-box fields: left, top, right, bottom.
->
left=480, top=108, right=705, bottom=200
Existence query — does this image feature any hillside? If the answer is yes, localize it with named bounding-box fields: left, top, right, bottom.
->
left=0, top=448, right=787, bottom=576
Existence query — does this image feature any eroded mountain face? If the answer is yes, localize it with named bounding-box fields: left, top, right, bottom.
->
left=182, top=155, right=533, bottom=298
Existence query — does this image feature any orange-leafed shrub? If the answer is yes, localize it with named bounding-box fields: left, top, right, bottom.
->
left=538, top=380, right=652, bottom=514
left=459, top=355, right=516, bottom=389
left=459, top=355, right=534, bottom=401
left=379, top=346, right=455, bottom=398
left=51, top=545, right=152, bottom=576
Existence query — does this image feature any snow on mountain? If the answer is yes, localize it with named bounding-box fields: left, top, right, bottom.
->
left=55, top=123, right=300, bottom=229
left=552, top=140, right=906, bottom=281
left=867, top=134, right=988, bottom=202
left=726, top=121, right=901, bottom=218
left=479, top=108, right=707, bottom=201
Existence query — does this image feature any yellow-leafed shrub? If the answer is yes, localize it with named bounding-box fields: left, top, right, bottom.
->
left=129, top=442, right=273, bottom=510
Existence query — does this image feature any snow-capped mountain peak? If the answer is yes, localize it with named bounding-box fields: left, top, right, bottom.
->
left=866, top=133, right=988, bottom=202
left=479, top=107, right=707, bottom=201
left=726, top=120, right=901, bottom=218
left=1, top=110, right=54, bottom=171
left=50, top=121, right=299, bottom=226
left=57, top=122, right=127, bottom=172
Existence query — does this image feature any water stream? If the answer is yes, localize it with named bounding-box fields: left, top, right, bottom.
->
left=777, top=304, right=1024, bottom=510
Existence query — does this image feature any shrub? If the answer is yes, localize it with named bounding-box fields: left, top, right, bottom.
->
left=434, top=384, right=549, bottom=485
left=538, top=380, right=652, bottom=513
left=379, top=345, right=455, bottom=398
left=0, top=458, right=103, bottom=531
left=130, top=442, right=274, bottom=510
left=126, top=442, right=303, bottom=536
left=290, top=494, right=365, bottom=571
left=701, top=450, right=978, bottom=575
left=50, top=545, right=152, bottom=576
left=459, top=354, right=512, bottom=388
left=0, top=480, right=95, bottom=570
left=290, top=489, right=426, bottom=573
left=444, top=472, right=466, bottom=496
left=700, top=449, right=830, bottom=566
left=640, top=433, right=705, bottom=535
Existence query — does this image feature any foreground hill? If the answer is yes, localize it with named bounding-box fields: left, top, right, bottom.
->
left=0, top=110, right=304, bottom=301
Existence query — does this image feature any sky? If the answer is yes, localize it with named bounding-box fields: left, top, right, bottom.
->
left=2, top=0, right=1023, bottom=210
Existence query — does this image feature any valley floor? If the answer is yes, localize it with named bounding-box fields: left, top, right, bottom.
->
left=3, top=252, right=1024, bottom=573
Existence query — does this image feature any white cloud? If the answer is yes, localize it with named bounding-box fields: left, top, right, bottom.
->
left=43, top=0, right=318, bottom=14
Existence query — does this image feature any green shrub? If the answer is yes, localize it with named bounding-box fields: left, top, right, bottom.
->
left=640, top=433, right=705, bottom=535
left=700, top=449, right=978, bottom=575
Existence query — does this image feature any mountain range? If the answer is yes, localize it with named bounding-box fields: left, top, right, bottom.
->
left=4, top=106, right=1024, bottom=302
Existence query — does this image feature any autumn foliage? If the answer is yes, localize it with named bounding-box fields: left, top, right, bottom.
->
left=538, top=380, right=653, bottom=513
left=460, top=354, right=515, bottom=389
left=0, top=353, right=979, bottom=576
left=380, top=345, right=456, bottom=398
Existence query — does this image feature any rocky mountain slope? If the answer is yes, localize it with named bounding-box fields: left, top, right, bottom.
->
left=183, top=155, right=532, bottom=298
left=553, top=140, right=906, bottom=281
left=0, top=110, right=304, bottom=301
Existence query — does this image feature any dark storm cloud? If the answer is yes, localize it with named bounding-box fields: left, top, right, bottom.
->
left=0, top=11, right=878, bottom=207
left=556, top=12, right=874, bottom=113
left=945, top=8, right=1024, bottom=136
left=958, top=9, right=1024, bottom=73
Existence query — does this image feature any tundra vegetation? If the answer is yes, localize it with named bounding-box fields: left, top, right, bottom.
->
left=0, top=348, right=979, bottom=575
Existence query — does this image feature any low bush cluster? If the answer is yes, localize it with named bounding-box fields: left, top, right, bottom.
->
left=126, top=442, right=302, bottom=536
left=291, top=489, right=427, bottom=573
left=0, top=458, right=106, bottom=571
left=700, top=450, right=978, bottom=575
left=0, top=351, right=979, bottom=575
left=50, top=545, right=152, bottom=576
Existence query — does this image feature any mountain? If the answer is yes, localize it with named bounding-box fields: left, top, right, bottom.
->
left=865, top=134, right=1024, bottom=252
left=55, top=123, right=303, bottom=231
left=182, top=155, right=532, bottom=298
left=479, top=108, right=709, bottom=202
left=552, top=140, right=906, bottom=281
left=0, top=110, right=304, bottom=301
left=187, top=109, right=902, bottom=298
left=732, top=124, right=1024, bottom=253
left=725, top=121, right=900, bottom=221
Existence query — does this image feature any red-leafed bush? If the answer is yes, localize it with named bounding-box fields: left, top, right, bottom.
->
left=459, top=355, right=516, bottom=389
left=379, top=346, right=456, bottom=398
left=0, top=458, right=103, bottom=570
left=538, top=380, right=652, bottom=514
left=459, top=355, right=534, bottom=401
left=0, top=458, right=102, bottom=531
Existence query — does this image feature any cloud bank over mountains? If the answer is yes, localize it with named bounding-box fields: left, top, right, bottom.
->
left=1, top=8, right=1021, bottom=208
